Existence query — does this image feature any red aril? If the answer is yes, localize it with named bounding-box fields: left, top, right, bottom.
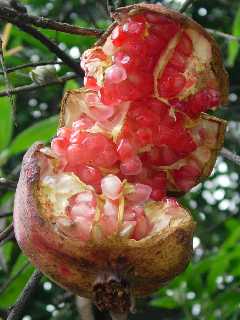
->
left=159, top=70, right=186, bottom=98
left=132, top=214, right=151, bottom=240
left=72, top=116, right=94, bottom=131
left=120, top=155, right=143, bottom=176
left=186, top=88, right=220, bottom=117
left=122, top=20, right=145, bottom=35
left=150, top=188, right=166, bottom=201
left=146, top=146, right=179, bottom=166
left=105, top=64, right=127, bottom=84
left=101, top=174, right=122, bottom=200
left=111, top=26, right=128, bottom=47
left=103, top=199, right=119, bottom=217
left=57, top=127, right=72, bottom=141
left=126, top=183, right=152, bottom=204
left=71, top=203, right=95, bottom=219
left=74, top=216, right=92, bottom=242
left=70, top=131, right=88, bottom=145
left=51, top=137, right=68, bottom=157
left=169, top=51, right=187, bottom=72
left=117, top=139, right=135, bottom=161
left=176, top=32, right=193, bottom=57
left=75, top=191, right=96, bottom=206
left=172, top=164, right=201, bottom=191
left=67, top=144, right=86, bottom=165
left=84, top=76, right=99, bottom=90
left=136, top=128, right=153, bottom=146
left=88, top=104, right=115, bottom=122
left=100, top=215, right=118, bottom=237
left=76, top=166, right=102, bottom=192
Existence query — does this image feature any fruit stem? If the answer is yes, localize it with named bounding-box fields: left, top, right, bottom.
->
left=110, top=311, right=129, bottom=320
left=93, top=271, right=132, bottom=316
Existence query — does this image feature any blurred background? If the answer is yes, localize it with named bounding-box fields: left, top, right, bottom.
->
left=0, top=0, right=240, bottom=319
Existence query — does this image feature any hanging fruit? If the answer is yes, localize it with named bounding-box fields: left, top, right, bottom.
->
left=14, top=3, right=228, bottom=319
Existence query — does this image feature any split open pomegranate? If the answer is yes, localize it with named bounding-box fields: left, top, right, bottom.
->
left=14, top=3, right=228, bottom=318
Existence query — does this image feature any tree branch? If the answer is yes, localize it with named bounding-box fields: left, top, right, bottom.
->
left=76, top=297, right=95, bottom=320
left=16, top=24, right=82, bottom=74
left=0, top=73, right=81, bottom=97
left=179, top=0, right=196, bottom=13
left=107, top=0, right=115, bottom=17
left=0, top=7, right=103, bottom=37
left=0, top=178, right=17, bottom=190
left=7, top=270, right=42, bottom=320
left=207, top=28, right=240, bottom=42
left=0, top=230, right=15, bottom=247
left=0, top=261, right=30, bottom=295
left=0, top=223, right=14, bottom=242
left=221, top=148, right=240, bottom=166
left=0, top=212, right=13, bottom=218
left=0, top=15, right=82, bottom=74
left=0, top=37, right=16, bottom=119
left=0, top=60, right=65, bottom=75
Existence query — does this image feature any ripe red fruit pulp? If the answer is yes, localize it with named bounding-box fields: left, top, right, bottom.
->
left=82, top=11, right=222, bottom=115
left=47, top=9, right=227, bottom=242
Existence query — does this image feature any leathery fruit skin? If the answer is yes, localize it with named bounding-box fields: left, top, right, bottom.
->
left=14, top=2, right=229, bottom=318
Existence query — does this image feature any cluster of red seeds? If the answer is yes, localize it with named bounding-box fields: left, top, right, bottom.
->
left=64, top=176, right=155, bottom=242
left=50, top=11, right=221, bottom=240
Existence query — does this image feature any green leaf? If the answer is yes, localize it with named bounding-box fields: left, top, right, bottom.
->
left=64, top=79, right=79, bottom=91
left=207, top=255, right=230, bottom=293
left=9, top=116, right=58, bottom=156
left=0, top=96, right=13, bottom=151
left=0, top=268, right=34, bottom=308
left=150, top=296, right=179, bottom=309
left=228, top=6, right=240, bottom=66
left=221, top=225, right=240, bottom=250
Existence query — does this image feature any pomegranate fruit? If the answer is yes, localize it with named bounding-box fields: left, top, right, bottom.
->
left=14, top=3, right=228, bottom=318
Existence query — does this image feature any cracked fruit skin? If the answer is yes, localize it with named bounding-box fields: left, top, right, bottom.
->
left=14, top=2, right=229, bottom=316
left=14, top=143, right=195, bottom=299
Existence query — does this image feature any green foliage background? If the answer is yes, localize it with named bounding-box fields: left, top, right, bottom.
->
left=0, top=0, right=240, bottom=319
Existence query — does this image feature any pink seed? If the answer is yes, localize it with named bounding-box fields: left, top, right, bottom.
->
left=51, top=137, right=68, bottom=156
left=103, top=199, right=118, bottom=217
left=75, top=191, right=96, bottom=205
left=126, top=183, right=152, bottom=204
left=71, top=203, right=95, bottom=219
left=172, top=164, right=201, bottom=191
left=77, top=166, right=102, bottom=192
left=66, top=144, right=86, bottom=165
left=105, top=64, right=127, bottom=84
left=74, top=216, right=92, bottom=242
left=101, top=174, right=122, bottom=200
left=159, top=72, right=186, bottom=98
left=117, top=139, right=135, bottom=161
left=132, top=214, right=150, bottom=240
left=120, top=155, right=143, bottom=176
left=100, top=215, right=118, bottom=237
left=72, top=116, right=94, bottom=131
left=88, top=103, right=115, bottom=122
left=124, top=205, right=144, bottom=221
left=122, top=21, right=144, bottom=34
left=57, top=127, right=72, bottom=141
